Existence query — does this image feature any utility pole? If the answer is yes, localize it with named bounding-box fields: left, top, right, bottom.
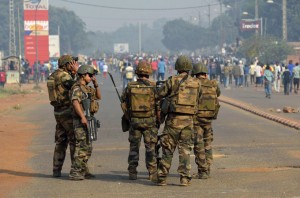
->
left=282, top=0, right=287, bottom=40
left=255, top=0, right=259, bottom=35
left=9, top=0, right=16, bottom=56
left=138, top=21, right=141, bottom=55
left=220, top=0, right=224, bottom=51
left=208, top=4, right=211, bottom=26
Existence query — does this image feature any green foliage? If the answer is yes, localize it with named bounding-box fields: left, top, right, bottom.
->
left=238, top=35, right=294, bottom=63
left=49, top=6, right=89, bottom=54
left=0, top=87, right=28, bottom=98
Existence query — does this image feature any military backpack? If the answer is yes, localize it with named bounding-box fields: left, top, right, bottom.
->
left=198, top=79, right=220, bottom=119
left=128, top=81, right=156, bottom=118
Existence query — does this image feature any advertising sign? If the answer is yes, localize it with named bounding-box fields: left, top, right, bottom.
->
left=24, top=0, right=49, bottom=66
left=114, top=43, right=129, bottom=53
left=240, top=19, right=261, bottom=31
left=49, top=35, right=60, bottom=58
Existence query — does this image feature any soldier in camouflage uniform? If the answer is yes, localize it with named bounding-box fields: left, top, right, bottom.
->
left=47, top=55, right=78, bottom=177
left=156, top=55, right=202, bottom=186
left=192, top=62, right=220, bottom=179
left=69, top=65, right=101, bottom=180
left=121, top=61, right=159, bottom=181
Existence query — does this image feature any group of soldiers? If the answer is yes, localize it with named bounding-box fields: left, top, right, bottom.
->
left=47, top=54, right=220, bottom=185
left=47, top=55, right=101, bottom=180
left=121, top=55, right=220, bottom=186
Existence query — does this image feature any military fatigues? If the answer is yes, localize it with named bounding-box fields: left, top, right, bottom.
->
left=194, top=77, right=220, bottom=177
left=157, top=73, right=201, bottom=184
left=49, top=68, right=76, bottom=175
left=69, top=82, right=98, bottom=178
left=121, top=79, right=158, bottom=178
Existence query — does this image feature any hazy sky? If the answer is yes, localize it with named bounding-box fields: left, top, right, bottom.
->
left=50, top=0, right=220, bottom=32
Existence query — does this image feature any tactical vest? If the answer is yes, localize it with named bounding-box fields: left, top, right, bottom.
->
left=198, top=78, right=218, bottom=118
left=71, top=82, right=99, bottom=115
left=169, top=76, right=200, bottom=115
left=128, top=81, right=156, bottom=118
left=47, top=69, right=72, bottom=107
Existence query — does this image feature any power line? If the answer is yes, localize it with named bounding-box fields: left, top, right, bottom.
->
left=56, top=0, right=219, bottom=11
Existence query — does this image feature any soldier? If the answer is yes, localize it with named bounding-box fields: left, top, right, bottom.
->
left=156, top=55, right=202, bottom=186
left=191, top=62, right=220, bottom=179
left=47, top=55, right=78, bottom=177
left=121, top=61, right=158, bottom=181
left=69, top=65, right=101, bottom=180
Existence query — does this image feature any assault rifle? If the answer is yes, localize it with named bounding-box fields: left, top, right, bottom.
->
left=82, top=93, right=101, bottom=144
left=108, top=72, right=130, bottom=132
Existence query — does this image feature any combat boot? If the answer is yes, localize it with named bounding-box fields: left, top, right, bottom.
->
left=180, top=177, right=191, bottom=186
left=149, top=172, right=158, bottom=182
left=192, top=171, right=209, bottom=179
left=53, top=170, right=61, bottom=177
left=129, top=173, right=137, bottom=180
left=157, top=177, right=167, bottom=186
left=69, top=171, right=85, bottom=181
left=84, top=167, right=96, bottom=179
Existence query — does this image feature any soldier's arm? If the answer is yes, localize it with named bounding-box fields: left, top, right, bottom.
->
left=73, top=99, right=87, bottom=127
left=61, top=73, right=74, bottom=90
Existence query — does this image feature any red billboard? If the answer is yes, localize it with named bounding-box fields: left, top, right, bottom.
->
left=24, top=0, right=49, bottom=66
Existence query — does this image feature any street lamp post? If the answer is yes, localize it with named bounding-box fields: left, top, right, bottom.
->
left=35, top=0, right=41, bottom=85
left=267, top=0, right=287, bottom=41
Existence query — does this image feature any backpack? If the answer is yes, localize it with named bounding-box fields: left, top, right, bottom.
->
left=198, top=79, right=219, bottom=118
left=169, top=76, right=200, bottom=115
left=128, top=81, right=155, bottom=118
left=47, top=72, right=58, bottom=104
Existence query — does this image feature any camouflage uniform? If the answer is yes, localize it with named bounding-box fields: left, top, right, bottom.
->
left=121, top=77, right=158, bottom=180
left=156, top=72, right=201, bottom=185
left=48, top=55, right=76, bottom=177
left=69, top=81, right=97, bottom=179
left=194, top=77, right=220, bottom=178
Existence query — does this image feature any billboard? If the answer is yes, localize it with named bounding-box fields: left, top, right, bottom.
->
left=49, top=35, right=60, bottom=58
left=24, top=0, right=49, bottom=66
left=114, top=43, right=129, bottom=53
left=240, top=19, right=261, bottom=31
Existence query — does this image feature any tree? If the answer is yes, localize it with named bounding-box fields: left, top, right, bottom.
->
left=49, top=6, right=89, bottom=54
left=238, top=35, right=294, bottom=63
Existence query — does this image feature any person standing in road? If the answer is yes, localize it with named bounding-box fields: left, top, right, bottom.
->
left=282, top=66, right=291, bottom=95
left=292, top=63, right=300, bottom=94
left=263, top=65, right=274, bottom=99
left=156, top=55, right=201, bottom=186
left=69, top=65, right=101, bottom=180
left=47, top=55, right=78, bottom=177
left=121, top=62, right=159, bottom=181
left=274, top=62, right=282, bottom=93
left=151, top=58, right=158, bottom=81
left=249, top=61, right=256, bottom=85
left=191, top=62, right=220, bottom=179
left=287, top=60, right=295, bottom=93
left=157, top=58, right=166, bottom=81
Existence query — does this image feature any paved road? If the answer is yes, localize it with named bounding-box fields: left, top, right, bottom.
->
left=9, top=74, right=300, bottom=197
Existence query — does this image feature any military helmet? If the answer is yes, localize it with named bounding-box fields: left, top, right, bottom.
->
left=58, top=55, right=73, bottom=68
left=135, top=61, right=152, bottom=75
left=175, top=55, right=192, bottom=71
left=77, top=65, right=95, bottom=75
left=192, top=62, right=208, bottom=75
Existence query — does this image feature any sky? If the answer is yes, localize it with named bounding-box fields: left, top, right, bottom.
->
left=50, top=0, right=220, bottom=32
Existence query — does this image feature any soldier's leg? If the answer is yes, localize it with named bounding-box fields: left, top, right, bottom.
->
left=53, top=115, right=68, bottom=176
left=177, top=125, right=193, bottom=185
left=128, top=128, right=142, bottom=179
left=61, top=115, right=76, bottom=165
left=193, top=124, right=208, bottom=179
left=69, top=124, right=90, bottom=180
left=157, top=126, right=178, bottom=184
left=143, top=127, right=158, bottom=176
left=203, top=124, right=214, bottom=174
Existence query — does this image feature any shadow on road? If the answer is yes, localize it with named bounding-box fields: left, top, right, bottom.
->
left=0, top=169, right=52, bottom=179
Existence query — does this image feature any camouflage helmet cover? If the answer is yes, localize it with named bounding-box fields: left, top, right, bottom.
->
left=58, top=55, right=73, bottom=68
left=77, top=65, right=95, bottom=75
left=135, top=61, right=152, bottom=75
left=192, top=62, right=208, bottom=75
left=175, top=55, right=192, bottom=71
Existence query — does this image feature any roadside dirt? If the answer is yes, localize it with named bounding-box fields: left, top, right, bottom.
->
left=0, top=83, right=48, bottom=198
